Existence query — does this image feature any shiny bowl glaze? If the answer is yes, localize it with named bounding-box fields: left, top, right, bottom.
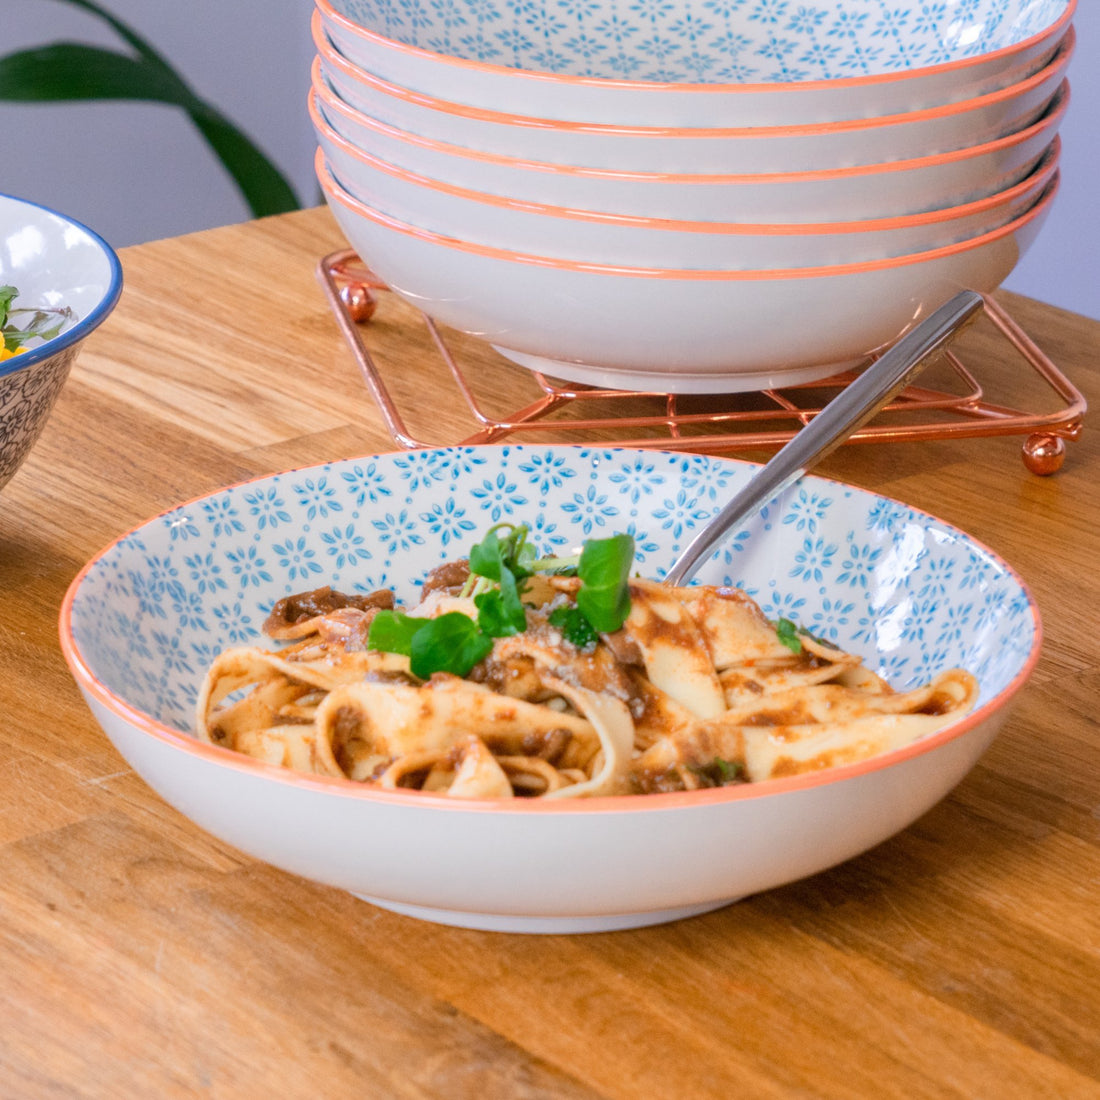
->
left=62, top=444, right=1040, bottom=932
left=319, top=0, right=1074, bottom=108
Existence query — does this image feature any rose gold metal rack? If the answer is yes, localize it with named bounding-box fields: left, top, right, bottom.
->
left=318, top=248, right=1086, bottom=475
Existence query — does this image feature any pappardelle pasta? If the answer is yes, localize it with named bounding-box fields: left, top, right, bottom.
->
left=196, top=524, right=978, bottom=799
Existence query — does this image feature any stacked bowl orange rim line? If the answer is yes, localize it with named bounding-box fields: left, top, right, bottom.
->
left=309, top=0, right=1076, bottom=394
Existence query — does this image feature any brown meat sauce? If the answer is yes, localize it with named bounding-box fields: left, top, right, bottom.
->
left=918, top=691, right=957, bottom=717
left=329, top=704, right=374, bottom=777
left=420, top=559, right=471, bottom=599
left=264, top=586, right=394, bottom=634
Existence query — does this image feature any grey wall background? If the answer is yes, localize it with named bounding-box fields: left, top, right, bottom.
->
left=1, top=0, right=1096, bottom=319
left=1, top=0, right=318, bottom=244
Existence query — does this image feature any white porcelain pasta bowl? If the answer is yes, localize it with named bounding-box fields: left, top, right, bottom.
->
left=318, top=152, right=1055, bottom=393
left=315, top=94, right=1060, bottom=270
left=316, top=19, right=1072, bottom=174
left=61, top=445, right=1040, bottom=934
left=318, top=0, right=1073, bottom=121
left=313, top=65, right=1069, bottom=225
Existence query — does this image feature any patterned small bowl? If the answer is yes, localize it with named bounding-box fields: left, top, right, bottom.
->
left=0, top=193, right=122, bottom=493
left=317, top=0, right=1074, bottom=124
left=61, top=445, right=1040, bottom=933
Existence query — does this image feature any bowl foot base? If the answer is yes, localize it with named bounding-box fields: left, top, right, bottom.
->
left=350, top=893, right=737, bottom=933
left=492, top=346, right=865, bottom=395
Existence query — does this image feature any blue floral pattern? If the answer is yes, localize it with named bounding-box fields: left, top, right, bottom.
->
left=68, top=445, right=1038, bottom=734
left=329, top=0, right=1066, bottom=84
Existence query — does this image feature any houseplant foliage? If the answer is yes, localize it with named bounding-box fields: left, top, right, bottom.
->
left=0, top=0, right=300, bottom=217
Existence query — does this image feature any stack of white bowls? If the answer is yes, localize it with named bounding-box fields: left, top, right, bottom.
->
left=311, top=0, right=1075, bottom=393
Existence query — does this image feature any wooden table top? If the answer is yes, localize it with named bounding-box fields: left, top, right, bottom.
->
left=2, top=206, right=1098, bottom=1098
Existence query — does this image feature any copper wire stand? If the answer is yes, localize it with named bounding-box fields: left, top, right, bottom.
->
left=318, top=248, right=1086, bottom=475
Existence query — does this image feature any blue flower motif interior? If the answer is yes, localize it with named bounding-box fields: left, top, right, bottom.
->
left=329, top=0, right=1068, bottom=84
left=68, top=446, right=1038, bottom=736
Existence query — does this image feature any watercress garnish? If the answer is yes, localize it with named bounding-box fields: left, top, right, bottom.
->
left=365, top=608, right=423, bottom=656
left=473, top=576, right=527, bottom=637
left=776, top=617, right=802, bottom=654
left=0, top=286, right=16, bottom=327
left=574, top=532, right=634, bottom=634
left=367, top=609, right=493, bottom=679
left=775, top=617, right=838, bottom=654
left=467, top=524, right=531, bottom=637
left=368, top=524, right=635, bottom=678
left=468, top=524, right=534, bottom=585
left=548, top=605, right=598, bottom=650
left=409, top=611, right=494, bottom=679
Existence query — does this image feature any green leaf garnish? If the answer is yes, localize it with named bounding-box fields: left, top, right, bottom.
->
left=0, top=285, right=16, bottom=329
left=776, top=617, right=802, bottom=654
left=473, top=571, right=527, bottom=637
left=468, top=525, right=532, bottom=637
left=469, top=524, right=533, bottom=584
left=366, top=609, right=423, bottom=656
left=548, top=605, right=598, bottom=650
left=409, top=612, right=493, bottom=679
left=0, top=283, right=75, bottom=352
left=691, top=757, right=745, bottom=786
left=367, top=609, right=494, bottom=679
left=3, top=312, right=72, bottom=351
left=368, top=524, right=634, bottom=676
left=468, top=527, right=505, bottom=583
left=575, top=533, right=634, bottom=634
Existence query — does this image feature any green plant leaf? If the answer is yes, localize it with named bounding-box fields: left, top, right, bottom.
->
left=0, top=43, right=189, bottom=102
left=180, top=100, right=302, bottom=218
left=0, top=8, right=300, bottom=218
left=54, top=0, right=172, bottom=64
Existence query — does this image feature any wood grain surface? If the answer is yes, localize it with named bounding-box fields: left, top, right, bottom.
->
left=1, top=207, right=1097, bottom=1099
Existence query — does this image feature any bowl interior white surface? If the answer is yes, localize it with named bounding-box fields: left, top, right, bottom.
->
left=324, top=0, right=1071, bottom=86
left=63, top=446, right=1039, bottom=932
left=0, top=192, right=122, bottom=492
left=0, top=191, right=122, bottom=377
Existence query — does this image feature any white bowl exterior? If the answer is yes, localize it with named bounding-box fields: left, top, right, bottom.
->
left=82, top=686, right=1008, bottom=926
left=317, top=121, right=1058, bottom=270
left=320, top=0, right=1072, bottom=122
left=315, top=73, right=1068, bottom=224
left=64, top=446, right=1039, bottom=931
left=321, top=163, right=1054, bottom=392
left=317, top=43, right=1069, bottom=174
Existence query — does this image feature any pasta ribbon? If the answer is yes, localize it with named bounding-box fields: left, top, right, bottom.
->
left=195, top=570, right=978, bottom=798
